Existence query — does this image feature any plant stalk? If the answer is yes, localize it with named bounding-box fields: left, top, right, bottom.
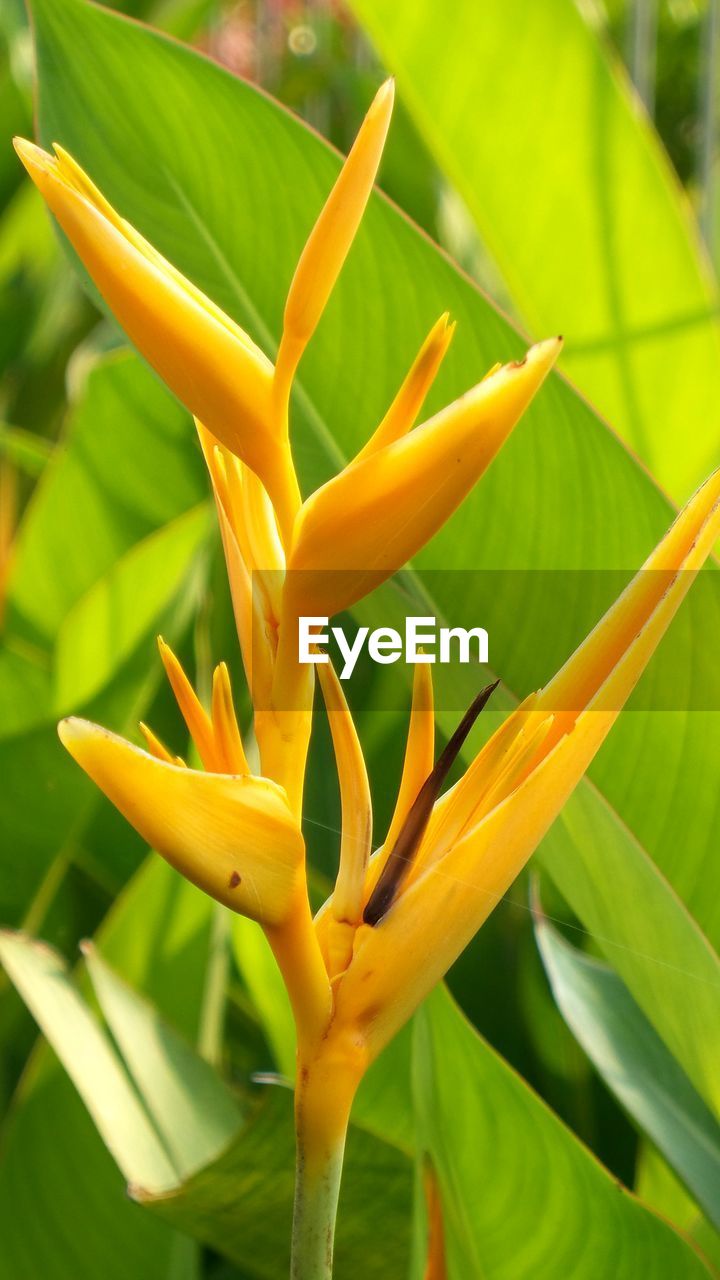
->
left=290, top=1051, right=359, bottom=1280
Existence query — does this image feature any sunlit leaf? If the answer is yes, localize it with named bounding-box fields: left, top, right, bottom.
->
left=413, top=986, right=714, bottom=1278
left=535, top=910, right=720, bottom=1229
left=349, top=0, right=720, bottom=500
left=0, top=860, right=215, bottom=1279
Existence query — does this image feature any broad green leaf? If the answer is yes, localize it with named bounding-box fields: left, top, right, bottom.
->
left=535, top=912, right=720, bottom=1229
left=8, top=349, right=204, bottom=648
left=0, top=860, right=212, bottom=1280
left=84, top=943, right=241, bottom=1179
left=413, top=986, right=713, bottom=1278
left=54, top=502, right=210, bottom=710
left=0, top=931, right=177, bottom=1191
left=27, top=0, right=720, bottom=1121
left=2, top=911, right=413, bottom=1276
left=637, top=1145, right=720, bottom=1271
left=0, top=351, right=207, bottom=919
left=348, top=0, right=720, bottom=500
left=0, top=422, right=53, bottom=476
left=535, top=780, right=720, bottom=1117
left=138, top=1084, right=413, bottom=1278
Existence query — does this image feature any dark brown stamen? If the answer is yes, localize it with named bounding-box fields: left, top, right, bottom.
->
left=363, top=679, right=499, bottom=926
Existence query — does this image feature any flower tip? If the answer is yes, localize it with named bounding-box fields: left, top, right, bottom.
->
left=369, top=76, right=395, bottom=123
left=58, top=715, right=108, bottom=762
left=57, top=715, right=86, bottom=746
left=527, top=334, right=563, bottom=366
left=13, top=136, right=48, bottom=174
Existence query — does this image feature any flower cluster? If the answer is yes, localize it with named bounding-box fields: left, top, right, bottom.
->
left=15, top=79, right=720, bottom=1274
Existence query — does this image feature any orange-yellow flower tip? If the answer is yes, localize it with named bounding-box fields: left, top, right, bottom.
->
left=156, top=635, right=220, bottom=772
left=137, top=720, right=186, bottom=768
left=13, top=137, right=51, bottom=174
left=276, top=77, right=396, bottom=395
left=353, top=311, right=457, bottom=465
left=211, top=661, right=250, bottom=775
left=58, top=716, right=304, bottom=924
left=16, top=140, right=284, bottom=499
left=285, top=334, right=561, bottom=619
left=371, top=76, right=395, bottom=117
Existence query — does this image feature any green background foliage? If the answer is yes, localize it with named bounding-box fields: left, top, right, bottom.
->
left=0, top=0, right=718, bottom=1275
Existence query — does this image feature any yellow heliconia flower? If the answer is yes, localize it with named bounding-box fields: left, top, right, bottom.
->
left=15, top=78, right=559, bottom=574
left=58, top=649, right=304, bottom=925
left=18, top=82, right=561, bottom=842
left=316, top=468, right=720, bottom=1073
left=24, top=73, right=716, bottom=1278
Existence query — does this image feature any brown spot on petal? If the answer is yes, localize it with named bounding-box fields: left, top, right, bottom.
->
left=229, top=871, right=242, bottom=889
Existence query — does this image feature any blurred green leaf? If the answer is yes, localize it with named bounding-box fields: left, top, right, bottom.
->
left=0, top=350, right=208, bottom=920
left=1, top=913, right=413, bottom=1278
left=533, top=779, right=720, bottom=1118
left=84, top=942, right=242, bottom=1179
left=349, top=0, right=720, bottom=500
left=535, top=910, right=720, bottom=1230
left=0, top=422, right=53, bottom=476
left=138, top=1084, right=412, bottom=1278
left=54, top=502, right=210, bottom=711
left=637, top=1143, right=720, bottom=1271
left=0, top=859, right=215, bottom=1279
left=7, top=349, right=205, bottom=647
left=231, top=917, right=295, bottom=1080
left=413, top=986, right=714, bottom=1278
left=0, top=930, right=179, bottom=1190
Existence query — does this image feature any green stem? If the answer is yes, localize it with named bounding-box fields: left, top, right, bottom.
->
left=291, top=1123, right=346, bottom=1279
left=290, top=1057, right=357, bottom=1280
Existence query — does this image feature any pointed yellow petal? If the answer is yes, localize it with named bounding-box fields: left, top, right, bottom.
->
left=206, top=460, right=277, bottom=717
left=317, top=662, right=372, bottom=976
left=414, top=693, right=545, bottom=875
left=157, top=637, right=220, bottom=772
left=353, top=314, right=455, bottom=464
left=138, top=721, right=184, bottom=768
left=58, top=718, right=304, bottom=924
left=536, top=467, right=720, bottom=742
left=361, top=663, right=434, bottom=905
left=385, top=663, right=435, bottom=852
left=211, top=663, right=250, bottom=775
left=275, top=79, right=395, bottom=396
left=285, top=338, right=562, bottom=618
left=13, top=139, right=303, bottom=531
left=237, top=461, right=285, bottom=620
left=331, top=470, right=720, bottom=1059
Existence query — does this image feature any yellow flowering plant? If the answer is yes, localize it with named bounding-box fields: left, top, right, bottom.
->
left=13, top=72, right=720, bottom=1280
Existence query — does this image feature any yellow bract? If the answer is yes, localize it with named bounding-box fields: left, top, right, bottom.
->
left=326, top=468, right=720, bottom=1061
left=283, top=338, right=562, bottom=620
left=12, top=139, right=306, bottom=540
left=26, top=79, right=717, bottom=1132
left=58, top=718, right=304, bottom=925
